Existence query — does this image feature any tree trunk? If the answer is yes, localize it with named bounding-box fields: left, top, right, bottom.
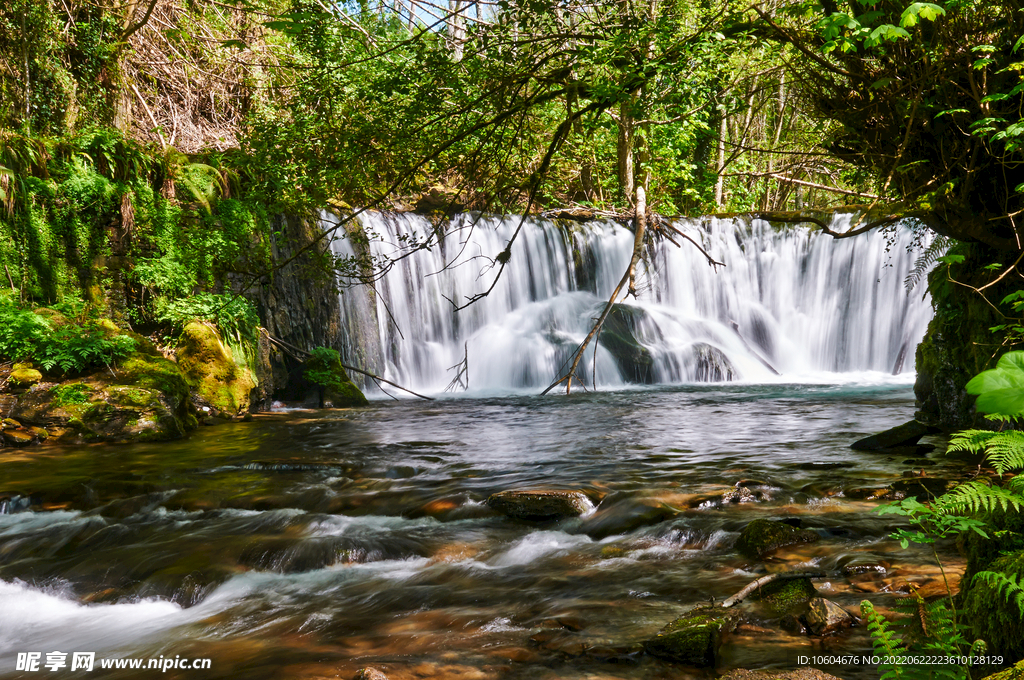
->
left=617, top=99, right=635, bottom=205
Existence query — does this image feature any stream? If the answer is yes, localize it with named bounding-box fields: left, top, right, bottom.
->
left=0, top=380, right=966, bottom=679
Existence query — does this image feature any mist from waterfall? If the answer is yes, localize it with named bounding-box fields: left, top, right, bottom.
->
left=330, top=211, right=933, bottom=395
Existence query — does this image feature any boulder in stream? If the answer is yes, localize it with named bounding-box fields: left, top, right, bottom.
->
left=487, top=489, right=594, bottom=520
left=851, top=419, right=940, bottom=450
left=692, top=342, right=736, bottom=382
left=597, top=305, right=656, bottom=384
left=805, top=597, right=854, bottom=636
left=643, top=605, right=738, bottom=666
left=353, top=668, right=389, bottom=680
left=735, top=519, right=819, bottom=559
left=753, top=577, right=818, bottom=616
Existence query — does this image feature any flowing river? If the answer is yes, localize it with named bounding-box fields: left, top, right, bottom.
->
left=0, top=214, right=969, bottom=679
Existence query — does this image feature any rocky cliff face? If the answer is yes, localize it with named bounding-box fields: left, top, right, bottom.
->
left=914, top=243, right=1015, bottom=430
left=240, top=213, right=348, bottom=407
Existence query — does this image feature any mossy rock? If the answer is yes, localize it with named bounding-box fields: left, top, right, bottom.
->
left=304, top=347, right=368, bottom=407
left=735, top=519, right=819, bottom=559
left=32, top=307, right=69, bottom=326
left=981, top=659, right=1024, bottom=680
left=961, top=550, right=1024, bottom=660
left=177, top=322, right=257, bottom=415
left=643, top=605, right=738, bottom=666
left=8, top=367, right=43, bottom=388
left=11, top=353, right=195, bottom=443
left=753, top=577, right=818, bottom=616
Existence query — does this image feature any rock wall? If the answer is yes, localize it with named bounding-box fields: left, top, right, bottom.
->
left=239, top=213, right=348, bottom=407
left=914, top=243, right=1016, bottom=430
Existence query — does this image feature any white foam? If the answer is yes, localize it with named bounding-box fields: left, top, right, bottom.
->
left=490, top=531, right=593, bottom=567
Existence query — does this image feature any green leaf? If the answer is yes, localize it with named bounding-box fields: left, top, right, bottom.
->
left=937, top=254, right=965, bottom=265
left=966, top=351, right=1024, bottom=417
left=899, top=2, right=946, bottom=28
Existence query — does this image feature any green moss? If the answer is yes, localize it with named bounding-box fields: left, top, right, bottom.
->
left=735, top=519, right=819, bottom=559
left=981, top=658, right=1024, bottom=680
left=50, top=383, right=92, bottom=406
left=8, top=367, right=43, bottom=387
left=643, top=605, right=735, bottom=666
left=176, top=322, right=256, bottom=414
left=961, top=551, right=1024, bottom=659
left=754, top=577, right=818, bottom=616
left=304, top=346, right=368, bottom=407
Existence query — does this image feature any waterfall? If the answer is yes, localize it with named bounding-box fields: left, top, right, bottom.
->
left=330, top=211, right=933, bottom=394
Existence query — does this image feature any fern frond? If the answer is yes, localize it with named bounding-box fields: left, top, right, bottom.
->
left=978, top=431, right=1024, bottom=475
left=905, top=236, right=951, bottom=294
left=862, top=600, right=904, bottom=679
left=947, top=429, right=999, bottom=455
left=973, top=571, right=1024, bottom=620
left=936, top=480, right=1023, bottom=515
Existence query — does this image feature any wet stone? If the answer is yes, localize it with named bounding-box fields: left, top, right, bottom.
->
left=805, top=597, right=854, bottom=636
left=2, top=429, right=36, bottom=447
left=723, top=486, right=756, bottom=503
left=642, top=605, right=738, bottom=666
left=735, top=519, right=819, bottom=559
left=354, top=668, right=389, bottom=680
left=851, top=419, right=939, bottom=450
left=754, top=577, right=818, bottom=616
left=1, top=418, right=22, bottom=429
left=486, top=489, right=593, bottom=520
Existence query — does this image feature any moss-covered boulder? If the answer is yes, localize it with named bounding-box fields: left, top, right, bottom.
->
left=8, top=366, right=42, bottom=388
left=12, top=353, right=196, bottom=442
left=303, top=347, right=368, bottom=408
left=735, top=519, right=819, bottom=559
left=851, top=419, right=939, bottom=450
left=961, top=550, right=1024, bottom=660
left=754, top=577, right=818, bottom=616
left=643, top=605, right=738, bottom=666
left=177, top=322, right=257, bottom=415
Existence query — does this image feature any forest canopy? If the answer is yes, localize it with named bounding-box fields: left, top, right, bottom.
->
left=0, top=0, right=1022, bottom=321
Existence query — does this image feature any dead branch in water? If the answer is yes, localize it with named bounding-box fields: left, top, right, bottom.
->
left=265, top=333, right=435, bottom=401
left=541, top=190, right=724, bottom=396
left=721, top=571, right=826, bottom=608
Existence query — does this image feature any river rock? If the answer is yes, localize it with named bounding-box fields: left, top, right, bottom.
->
left=805, top=597, right=854, bottom=636
left=735, top=519, right=819, bottom=559
left=692, top=342, right=736, bottom=382
left=851, top=419, right=939, bottom=450
left=354, top=668, right=389, bottom=680
left=578, top=494, right=678, bottom=538
left=486, top=489, right=594, bottom=520
left=643, top=605, right=738, bottom=666
left=597, top=305, right=656, bottom=384
left=754, top=577, right=818, bottom=616
left=2, top=429, right=35, bottom=447
left=720, top=669, right=844, bottom=680
left=1, top=418, right=21, bottom=430
left=8, top=367, right=42, bottom=388
left=12, top=354, right=196, bottom=443
left=888, top=476, right=956, bottom=500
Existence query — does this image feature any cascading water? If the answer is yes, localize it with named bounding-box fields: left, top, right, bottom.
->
left=331, top=211, right=933, bottom=394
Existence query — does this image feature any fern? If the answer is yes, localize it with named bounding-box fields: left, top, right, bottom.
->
left=973, top=571, right=1024, bottom=620
left=947, top=429, right=1000, bottom=456
left=936, top=480, right=1023, bottom=515
left=862, top=600, right=905, bottom=679
left=905, top=235, right=951, bottom=294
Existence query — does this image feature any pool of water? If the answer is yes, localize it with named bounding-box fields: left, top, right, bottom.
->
left=0, top=382, right=968, bottom=679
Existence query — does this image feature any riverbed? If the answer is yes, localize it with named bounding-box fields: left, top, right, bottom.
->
left=0, top=380, right=966, bottom=679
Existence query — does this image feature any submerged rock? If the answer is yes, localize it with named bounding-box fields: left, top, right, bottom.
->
left=720, top=669, right=844, bottom=680
left=692, top=342, right=736, bottom=382
left=735, top=519, right=819, bottom=559
left=2, top=429, right=35, bottom=447
left=643, top=605, right=738, bottom=666
left=487, top=489, right=593, bottom=520
left=597, top=305, right=656, bottom=384
left=579, top=494, right=678, bottom=538
left=805, top=597, right=854, bottom=636
left=851, top=419, right=939, bottom=450
left=354, top=668, right=389, bottom=680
